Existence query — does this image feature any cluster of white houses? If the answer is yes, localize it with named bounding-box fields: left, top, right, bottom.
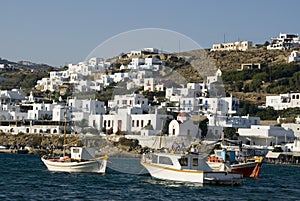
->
left=1, top=48, right=300, bottom=149
left=267, top=33, right=300, bottom=50
left=211, top=33, right=300, bottom=53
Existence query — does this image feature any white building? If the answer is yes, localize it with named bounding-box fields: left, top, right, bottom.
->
left=35, top=77, right=64, bottom=92
left=69, top=98, right=105, bottom=116
left=168, top=112, right=201, bottom=138
left=281, top=116, right=300, bottom=138
left=27, top=103, right=54, bottom=120
left=267, top=33, right=300, bottom=50
left=266, top=93, right=300, bottom=110
left=144, top=78, right=164, bottom=92
left=165, top=87, right=195, bottom=102
left=128, top=58, right=145, bottom=69
left=127, top=57, right=162, bottom=71
left=67, top=57, right=110, bottom=76
left=0, top=89, right=25, bottom=107
left=238, top=125, right=295, bottom=146
left=288, top=50, right=300, bottom=63
left=108, top=94, right=148, bottom=110
left=0, top=120, right=63, bottom=135
left=101, top=107, right=171, bottom=133
left=282, top=123, right=300, bottom=138
left=211, top=41, right=253, bottom=51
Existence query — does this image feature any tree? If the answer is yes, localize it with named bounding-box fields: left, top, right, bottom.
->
left=264, top=41, right=270, bottom=46
left=199, top=118, right=208, bottom=138
left=223, top=127, right=238, bottom=140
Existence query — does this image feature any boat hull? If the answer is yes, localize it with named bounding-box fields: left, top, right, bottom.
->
left=141, top=162, right=243, bottom=185
left=231, top=161, right=261, bottom=178
left=41, top=157, right=107, bottom=174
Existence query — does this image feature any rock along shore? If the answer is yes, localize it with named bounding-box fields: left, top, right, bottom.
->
left=0, top=133, right=142, bottom=157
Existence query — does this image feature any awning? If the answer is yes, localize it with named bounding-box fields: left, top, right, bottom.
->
left=265, top=151, right=281, bottom=159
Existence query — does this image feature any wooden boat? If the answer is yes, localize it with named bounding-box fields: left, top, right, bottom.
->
left=141, top=152, right=243, bottom=185
left=41, top=146, right=108, bottom=173
left=207, top=149, right=263, bottom=178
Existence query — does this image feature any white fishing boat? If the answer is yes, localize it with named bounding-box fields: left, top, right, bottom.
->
left=41, top=146, right=108, bottom=174
left=141, top=152, right=243, bottom=185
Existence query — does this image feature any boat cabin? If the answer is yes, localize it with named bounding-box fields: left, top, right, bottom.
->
left=146, top=153, right=212, bottom=171
left=71, top=147, right=96, bottom=161
left=213, top=149, right=236, bottom=163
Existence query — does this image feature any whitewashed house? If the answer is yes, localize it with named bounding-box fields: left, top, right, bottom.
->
left=267, top=33, right=300, bottom=50
left=108, top=94, right=148, bottom=111
left=102, top=107, right=171, bottom=133
left=35, top=77, right=63, bottom=92
left=168, top=112, right=201, bottom=138
left=211, top=41, right=253, bottom=51
left=288, top=50, right=300, bottom=63
left=282, top=116, right=300, bottom=138
left=238, top=125, right=295, bottom=146
left=128, top=58, right=145, bottom=69
left=27, top=103, right=54, bottom=120
left=266, top=93, right=300, bottom=110
left=144, top=78, right=164, bottom=92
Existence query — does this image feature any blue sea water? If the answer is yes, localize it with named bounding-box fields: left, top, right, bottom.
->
left=0, top=153, right=300, bottom=201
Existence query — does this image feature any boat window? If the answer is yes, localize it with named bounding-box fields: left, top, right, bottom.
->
left=178, top=157, right=188, bottom=166
left=158, top=156, right=173, bottom=165
left=72, top=149, right=80, bottom=153
left=151, top=155, right=158, bottom=163
left=192, top=158, right=198, bottom=166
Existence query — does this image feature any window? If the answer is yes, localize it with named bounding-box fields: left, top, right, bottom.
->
left=136, top=120, right=139, bottom=127
left=159, top=156, right=173, bottom=165
left=73, top=148, right=80, bottom=153
left=178, top=157, right=188, bottom=166
left=152, top=155, right=158, bottom=163
left=192, top=158, right=198, bottom=166
left=132, top=120, right=135, bottom=127
left=141, top=120, right=144, bottom=127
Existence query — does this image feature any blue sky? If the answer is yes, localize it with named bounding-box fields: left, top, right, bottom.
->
left=0, top=0, right=299, bottom=66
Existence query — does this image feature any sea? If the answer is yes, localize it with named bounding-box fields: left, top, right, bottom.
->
left=0, top=153, right=300, bottom=201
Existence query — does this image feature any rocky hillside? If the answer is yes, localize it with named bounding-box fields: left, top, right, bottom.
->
left=208, top=46, right=291, bottom=70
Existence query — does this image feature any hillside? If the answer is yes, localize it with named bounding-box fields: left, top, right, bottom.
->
left=208, top=46, right=291, bottom=70
left=0, top=57, right=54, bottom=93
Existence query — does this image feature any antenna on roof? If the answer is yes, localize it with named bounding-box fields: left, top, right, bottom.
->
left=223, top=34, right=226, bottom=43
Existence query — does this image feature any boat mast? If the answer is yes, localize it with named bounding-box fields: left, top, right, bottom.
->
left=159, top=118, right=164, bottom=149
left=63, top=107, right=67, bottom=157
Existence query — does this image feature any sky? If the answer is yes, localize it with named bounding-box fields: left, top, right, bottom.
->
left=1, top=0, right=300, bottom=67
